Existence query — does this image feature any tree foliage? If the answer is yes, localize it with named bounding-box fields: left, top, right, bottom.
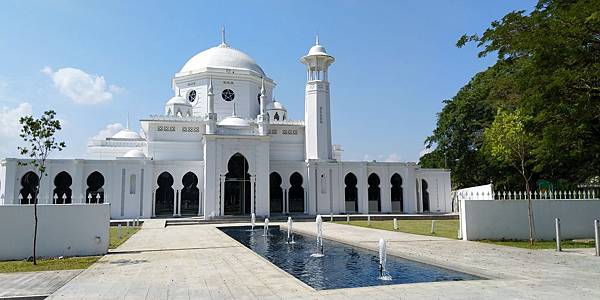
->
left=421, top=0, right=600, bottom=190
left=18, top=110, right=66, bottom=265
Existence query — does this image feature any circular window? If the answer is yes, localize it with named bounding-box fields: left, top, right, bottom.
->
left=221, top=89, right=235, bottom=102
left=187, top=90, right=196, bottom=102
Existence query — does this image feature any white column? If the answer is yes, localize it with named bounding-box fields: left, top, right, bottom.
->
left=220, top=175, right=226, bottom=216
left=250, top=175, right=256, bottom=215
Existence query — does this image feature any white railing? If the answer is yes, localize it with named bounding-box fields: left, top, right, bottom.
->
left=456, top=189, right=599, bottom=201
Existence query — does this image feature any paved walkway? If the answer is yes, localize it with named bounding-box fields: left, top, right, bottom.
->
left=48, top=221, right=600, bottom=299
left=0, top=269, right=81, bottom=299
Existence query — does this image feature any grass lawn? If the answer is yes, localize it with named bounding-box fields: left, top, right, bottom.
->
left=481, top=239, right=596, bottom=250
left=334, top=219, right=460, bottom=239
left=109, top=225, right=141, bottom=249
left=0, top=256, right=100, bottom=273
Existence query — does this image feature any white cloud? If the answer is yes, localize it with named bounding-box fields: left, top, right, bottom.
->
left=0, top=102, right=33, bottom=158
left=42, top=67, right=122, bottom=105
left=91, top=123, right=124, bottom=140
left=0, top=102, right=32, bottom=138
left=384, top=153, right=402, bottom=162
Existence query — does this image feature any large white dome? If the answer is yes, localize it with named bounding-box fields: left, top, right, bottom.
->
left=179, top=44, right=265, bottom=76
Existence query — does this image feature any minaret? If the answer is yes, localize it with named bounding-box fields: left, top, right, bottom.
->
left=301, top=36, right=335, bottom=160
left=206, top=77, right=217, bottom=134
left=257, top=78, right=269, bottom=135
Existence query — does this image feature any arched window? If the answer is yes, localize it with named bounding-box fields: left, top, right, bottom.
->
left=181, top=172, right=199, bottom=215
left=391, top=173, right=403, bottom=212
left=86, top=171, right=105, bottom=203
left=422, top=179, right=430, bottom=212
left=155, top=172, right=174, bottom=215
left=19, top=171, right=39, bottom=204
left=344, top=173, right=358, bottom=213
left=289, top=172, right=304, bottom=213
left=53, top=171, right=72, bottom=204
left=270, top=172, right=283, bottom=213
left=368, top=173, right=381, bottom=212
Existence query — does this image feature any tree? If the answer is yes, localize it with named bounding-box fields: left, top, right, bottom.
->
left=18, top=110, right=66, bottom=265
left=423, top=0, right=600, bottom=189
left=484, top=108, right=536, bottom=245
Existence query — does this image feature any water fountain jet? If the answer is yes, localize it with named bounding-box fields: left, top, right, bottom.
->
left=263, top=218, right=270, bottom=236
left=378, top=238, right=392, bottom=281
left=287, top=217, right=295, bottom=244
left=310, top=215, right=324, bottom=257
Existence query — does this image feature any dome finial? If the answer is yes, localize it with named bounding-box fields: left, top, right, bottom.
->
left=315, top=34, right=320, bottom=45
left=220, top=26, right=228, bottom=47
left=126, top=113, right=130, bottom=130
left=260, top=77, right=265, bottom=95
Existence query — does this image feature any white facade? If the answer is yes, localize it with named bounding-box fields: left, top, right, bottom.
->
left=0, top=34, right=452, bottom=219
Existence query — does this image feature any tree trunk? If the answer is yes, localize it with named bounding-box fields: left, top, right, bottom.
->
left=525, top=180, right=535, bottom=246
left=32, top=173, right=41, bottom=266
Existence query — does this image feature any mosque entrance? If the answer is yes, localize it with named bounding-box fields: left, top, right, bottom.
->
left=224, top=153, right=251, bottom=215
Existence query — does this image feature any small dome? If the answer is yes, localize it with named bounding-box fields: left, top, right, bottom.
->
left=111, top=129, right=142, bottom=140
left=123, top=149, right=146, bottom=158
left=266, top=100, right=286, bottom=111
left=179, top=45, right=265, bottom=76
left=218, top=116, right=251, bottom=127
left=308, top=44, right=328, bottom=56
left=166, top=95, right=190, bottom=106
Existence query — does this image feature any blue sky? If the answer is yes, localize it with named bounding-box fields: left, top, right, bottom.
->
left=0, top=0, right=536, bottom=161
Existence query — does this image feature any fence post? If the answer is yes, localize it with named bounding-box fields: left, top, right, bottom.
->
left=117, top=224, right=122, bottom=240
left=346, top=214, right=350, bottom=223
left=595, top=219, right=599, bottom=257
left=126, top=220, right=130, bottom=234
left=555, top=218, right=561, bottom=252
left=367, top=215, right=371, bottom=226
left=431, top=220, right=436, bottom=234
left=393, top=218, right=398, bottom=230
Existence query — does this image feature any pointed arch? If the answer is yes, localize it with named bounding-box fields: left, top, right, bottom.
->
left=269, top=172, right=283, bottom=213
left=289, top=172, right=304, bottom=213
left=86, top=171, right=105, bottom=203
left=181, top=172, right=199, bottom=215
left=53, top=171, right=72, bottom=204
left=224, top=153, right=251, bottom=215
left=367, top=173, right=381, bottom=212
left=19, top=171, right=39, bottom=204
left=344, top=172, right=358, bottom=213
left=391, top=173, right=403, bottom=212
left=155, top=172, right=174, bottom=215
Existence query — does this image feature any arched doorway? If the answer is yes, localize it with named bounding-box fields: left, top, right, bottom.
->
left=391, top=173, right=403, bottom=212
left=368, top=173, right=381, bottom=212
left=288, top=172, right=304, bottom=213
left=181, top=172, right=199, bottom=215
left=422, top=179, right=430, bottom=212
left=224, top=153, right=251, bottom=215
left=86, top=171, right=105, bottom=203
left=20, top=171, right=39, bottom=204
left=344, top=173, right=358, bottom=213
left=270, top=172, right=283, bottom=213
left=155, top=172, right=174, bottom=216
left=53, top=171, right=72, bottom=204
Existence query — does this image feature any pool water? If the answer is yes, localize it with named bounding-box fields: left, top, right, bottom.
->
left=220, top=226, right=481, bottom=290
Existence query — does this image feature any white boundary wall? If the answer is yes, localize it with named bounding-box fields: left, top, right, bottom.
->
left=460, top=199, right=600, bottom=240
left=0, top=204, right=110, bottom=260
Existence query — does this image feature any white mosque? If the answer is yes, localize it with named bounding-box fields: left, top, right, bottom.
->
left=0, top=32, right=452, bottom=219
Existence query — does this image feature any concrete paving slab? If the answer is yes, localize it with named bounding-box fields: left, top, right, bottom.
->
left=0, top=269, right=81, bottom=299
